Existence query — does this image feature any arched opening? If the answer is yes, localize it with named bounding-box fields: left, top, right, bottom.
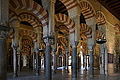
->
left=20, top=21, right=32, bottom=27
left=80, top=13, right=86, bottom=24
left=55, top=0, right=68, bottom=16
left=54, top=13, right=75, bottom=71
left=21, top=36, right=34, bottom=70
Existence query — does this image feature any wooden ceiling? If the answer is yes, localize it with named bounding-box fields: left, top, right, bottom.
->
left=33, top=0, right=43, bottom=7
left=98, top=0, right=120, bottom=20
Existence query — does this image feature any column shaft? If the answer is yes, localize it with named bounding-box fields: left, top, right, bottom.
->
left=104, top=44, right=108, bottom=75
left=45, top=44, right=52, bottom=80
left=66, top=52, right=69, bottom=72
left=89, top=50, right=94, bottom=77
left=36, top=52, right=39, bottom=76
left=39, top=55, right=41, bottom=73
left=72, top=47, right=77, bottom=80
left=13, top=47, right=18, bottom=77
left=53, top=53, right=56, bottom=73
left=12, top=27, right=19, bottom=77
left=17, top=53, right=21, bottom=72
left=80, top=52, right=84, bottom=74
left=33, top=53, right=35, bottom=70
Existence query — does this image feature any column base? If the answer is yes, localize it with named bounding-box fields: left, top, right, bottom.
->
left=89, top=74, right=94, bottom=78
left=65, top=69, right=69, bottom=73
left=72, top=77, right=77, bottom=80
left=52, top=69, right=56, bottom=74
left=35, top=73, right=39, bottom=76
left=13, top=74, right=18, bottom=78
left=99, top=74, right=108, bottom=80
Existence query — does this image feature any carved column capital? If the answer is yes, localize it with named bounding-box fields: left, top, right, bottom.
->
left=0, top=31, right=7, bottom=39
left=43, top=35, right=55, bottom=46
left=10, top=20, right=20, bottom=28
left=71, top=41, right=79, bottom=48
left=0, top=25, right=10, bottom=39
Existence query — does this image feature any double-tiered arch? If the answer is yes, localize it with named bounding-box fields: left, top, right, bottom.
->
left=55, top=13, right=75, bottom=33
left=79, top=0, right=96, bottom=19
left=18, top=13, right=41, bottom=28
left=96, top=11, right=106, bottom=25
left=55, top=13, right=75, bottom=44
left=9, top=0, right=48, bottom=29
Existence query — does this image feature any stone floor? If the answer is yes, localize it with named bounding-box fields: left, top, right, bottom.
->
left=7, top=69, right=120, bottom=80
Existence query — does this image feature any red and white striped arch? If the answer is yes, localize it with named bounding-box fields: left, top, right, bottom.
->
left=9, top=0, right=48, bottom=27
left=57, top=45, right=65, bottom=54
left=80, top=23, right=92, bottom=39
left=9, top=10, right=18, bottom=23
left=55, top=13, right=75, bottom=33
left=60, top=0, right=78, bottom=12
left=79, top=1, right=95, bottom=19
left=9, top=11, right=41, bottom=28
left=19, top=29, right=37, bottom=42
left=58, top=37, right=68, bottom=47
left=96, top=29, right=105, bottom=40
left=18, top=13, right=41, bottom=28
left=96, top=11, right=106, bottom=25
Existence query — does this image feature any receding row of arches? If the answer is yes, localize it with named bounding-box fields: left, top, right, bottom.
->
left=5, top=0, right=120, bottom=80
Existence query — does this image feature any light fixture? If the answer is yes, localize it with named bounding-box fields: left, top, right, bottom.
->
left=96, top=38, right=106, bottom=44
left=96, top=24, right=107, bottom=44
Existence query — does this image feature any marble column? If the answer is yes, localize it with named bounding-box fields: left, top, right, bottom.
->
left=104, top=44, right=108, bottom=75
left=65, top=50, right=69, bottom=72
left=12, top=43, right=19, bottom=77
left=16, top=37, right=21, bottom=72
left=99, top=24, right=108, bottom=75
left=0, top=26, right=10, bottom=80
left=39, top=54, right=41, bottom=74
left=80, top=51, right=84, bottom=74
left=35, top=50, right=39, bottom=76
left=84, top=55, right=87, bottom=70
left=62, top=53, right=65, bottom=71
left=100, top=44, right=105, bottom=75
left=88, top=46, right=94, bottom=77
left=44, top=38, right=52, bottom=80
left=34, top=26, right=43, bottom=74
left=43, top=0, right=55, bottom=80
left=72, top=41, right=78, bottom=80
left=32, top=49, right=35, bottom=70
left=34, top=42, right=39, bottom=76
left=52, top=49, right=57, bottom=73
left=86, top=17, right=96, bottom=77
left=17, top=52, right=21, bottom=72
left=11, top=21, right=20, bottom=77
left=52, top=30, right=58, bottom=73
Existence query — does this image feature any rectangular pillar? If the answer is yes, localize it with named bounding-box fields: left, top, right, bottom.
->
left=0, top=0, right=8, bottom=25
left=0, top=1, right=9, bottom=79
left=0, top=0, right=9, bottom=74
left=0, top=36, right=7, bottom=80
